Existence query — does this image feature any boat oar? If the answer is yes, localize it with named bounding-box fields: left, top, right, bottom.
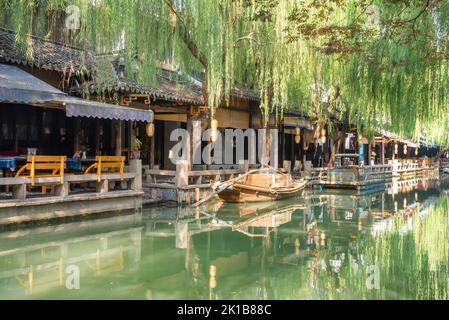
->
left=192, top=182, right=233, bottom=208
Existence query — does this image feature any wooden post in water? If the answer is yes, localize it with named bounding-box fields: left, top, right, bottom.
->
left=283, top=160, right=291, bottom=173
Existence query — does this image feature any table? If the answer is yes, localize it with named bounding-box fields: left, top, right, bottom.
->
left=67, top=158, right=97, bottom=171
left=0, top=157, right=26, bottom=170
left=0, top=157, right=26, bottom=192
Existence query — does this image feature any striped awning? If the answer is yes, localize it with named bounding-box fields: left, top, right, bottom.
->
left=0, top=63, right=153, bottom=123
left=65, top=97, right=153, bottom=123
left=0, top=63, right=67, bottom=104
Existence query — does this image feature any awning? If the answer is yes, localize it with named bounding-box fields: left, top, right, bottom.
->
left=1, top=63, right=153, bottom=123
left=282, top=116, right=314, bottom=130
left=377, top=129, right=419, bottom=147
left=65, top=97, right=153, bottom=123
left=0, top=63, right=67, bottom=104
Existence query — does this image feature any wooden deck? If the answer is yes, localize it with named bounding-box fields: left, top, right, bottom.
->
left=311, top=161, right=439, bottom=193
left=144, top=161, right=247, bottom=205
left=0, top=160, right=143, bottom=227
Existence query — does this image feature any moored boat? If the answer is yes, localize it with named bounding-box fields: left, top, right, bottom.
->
left=214, top=169, right=307, bottom=203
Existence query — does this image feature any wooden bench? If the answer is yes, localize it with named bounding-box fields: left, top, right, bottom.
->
left=85, top=156, right=125, bottom=182
left=15, top=156, right=66, bottom=186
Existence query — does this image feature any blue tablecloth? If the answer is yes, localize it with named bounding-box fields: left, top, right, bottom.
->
left=67, top=158, right=82, bottom=171
left=0, top=157, right=25, bottom=169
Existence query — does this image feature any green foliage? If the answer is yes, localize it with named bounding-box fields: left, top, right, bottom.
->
left=1, top=0, right=449, bottom=144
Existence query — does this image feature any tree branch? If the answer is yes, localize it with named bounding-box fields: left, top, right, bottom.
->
left=164, top=0, right=208, bottom=68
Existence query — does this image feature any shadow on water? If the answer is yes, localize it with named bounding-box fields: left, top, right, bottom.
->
left=1, top=177, right=449, bottom=299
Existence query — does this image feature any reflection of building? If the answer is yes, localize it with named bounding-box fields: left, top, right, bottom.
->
left=0, top=214, right=142, bottom=298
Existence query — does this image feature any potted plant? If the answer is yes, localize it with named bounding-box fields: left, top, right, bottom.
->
left=132, top=137, right=142, bottom=160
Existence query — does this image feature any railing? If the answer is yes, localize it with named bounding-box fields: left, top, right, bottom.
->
left=305, top=168, right=328, bottom=184
left=144, top=162, right=246, bottom=205
left=0, top=160, right=142, bottom=202
left=313, top=161, right=438, bottom=187
left=324, top=164, right=393, bottom=185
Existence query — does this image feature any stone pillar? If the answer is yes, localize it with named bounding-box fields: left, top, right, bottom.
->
left=96, top=179, right=109, bottom=193
left=55, top=182, right=69, bottom=197
left=130, top=160, right=142, bottom=191
left=12, top=184, right=26, bottom=200
left=175, top=160, right=190, bottom=204
left=175, top=160, right=190, bottom=188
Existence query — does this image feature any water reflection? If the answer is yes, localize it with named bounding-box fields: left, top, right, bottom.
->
left=0, top=177, right=448, bottom=299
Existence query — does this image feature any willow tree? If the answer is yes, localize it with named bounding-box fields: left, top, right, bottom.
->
left=2, top=0, right=449, bottom=148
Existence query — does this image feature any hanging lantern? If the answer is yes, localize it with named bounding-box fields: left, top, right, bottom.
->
left=146, top=122, right=155, bottom=137
left=415, top=148, right=419, bottom=156
left=295, top=128, right=301, bottom=144
left=403, top=144, right=407, bottom=155
left=210, top=119, right=219, bottom=142
left=403, top=198, right=407, bottom=209
left=394, top=144, right=398, bottom=155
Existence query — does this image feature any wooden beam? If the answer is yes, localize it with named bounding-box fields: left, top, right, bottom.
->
left=151, top=105, right=188, bottom=114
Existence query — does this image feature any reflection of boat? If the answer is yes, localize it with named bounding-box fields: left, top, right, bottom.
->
left=216, top=170, right=306, bottom=203
left=231, top=206, right=295, bottom=237
left=211, top=199, right=306, bottom=238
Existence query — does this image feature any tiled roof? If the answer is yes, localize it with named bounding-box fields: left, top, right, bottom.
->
left=73, top=70, right=261, bottom=106
left=1, top=28, right=259, bottom=105
left=0, top=29, right=96, bottom=73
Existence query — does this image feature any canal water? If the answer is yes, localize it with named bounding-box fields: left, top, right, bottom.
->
left=1, top=177, right=449, bottom=300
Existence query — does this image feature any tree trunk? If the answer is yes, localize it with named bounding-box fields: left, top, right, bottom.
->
left=330, top=129, right=346, bottom=162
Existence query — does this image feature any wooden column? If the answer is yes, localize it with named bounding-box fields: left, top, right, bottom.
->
left=149, top=133, right=155, bottom=169
left=290, top=132, right=295, bottom=171
left=281, top=124, right=286, bottom=166
left=129, top=120, right=134, bottom=160
left=186, top=114, right=194, bottom=170
left=73, top=118, right=81, bottom=154
left=368, top=141, right=372, bottom=166
left=95, top=119, right=101, bottom=155
left=13, top=110, right=18, bottom=152
left=115, top=120, right=122, bottom=156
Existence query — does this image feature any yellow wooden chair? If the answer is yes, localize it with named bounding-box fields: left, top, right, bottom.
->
left=84, top=156, right=125, bottom=182
left=15, top=156, right=67, bottom=191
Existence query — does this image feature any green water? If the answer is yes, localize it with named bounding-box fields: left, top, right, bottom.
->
left=1, top=177, right=449, bottom=300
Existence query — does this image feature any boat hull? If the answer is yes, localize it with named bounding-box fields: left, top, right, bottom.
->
left=218, top=179, right=306, bottom=203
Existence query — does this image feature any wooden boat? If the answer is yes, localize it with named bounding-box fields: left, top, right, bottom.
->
left=215, top=169, right=307, bottom=203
